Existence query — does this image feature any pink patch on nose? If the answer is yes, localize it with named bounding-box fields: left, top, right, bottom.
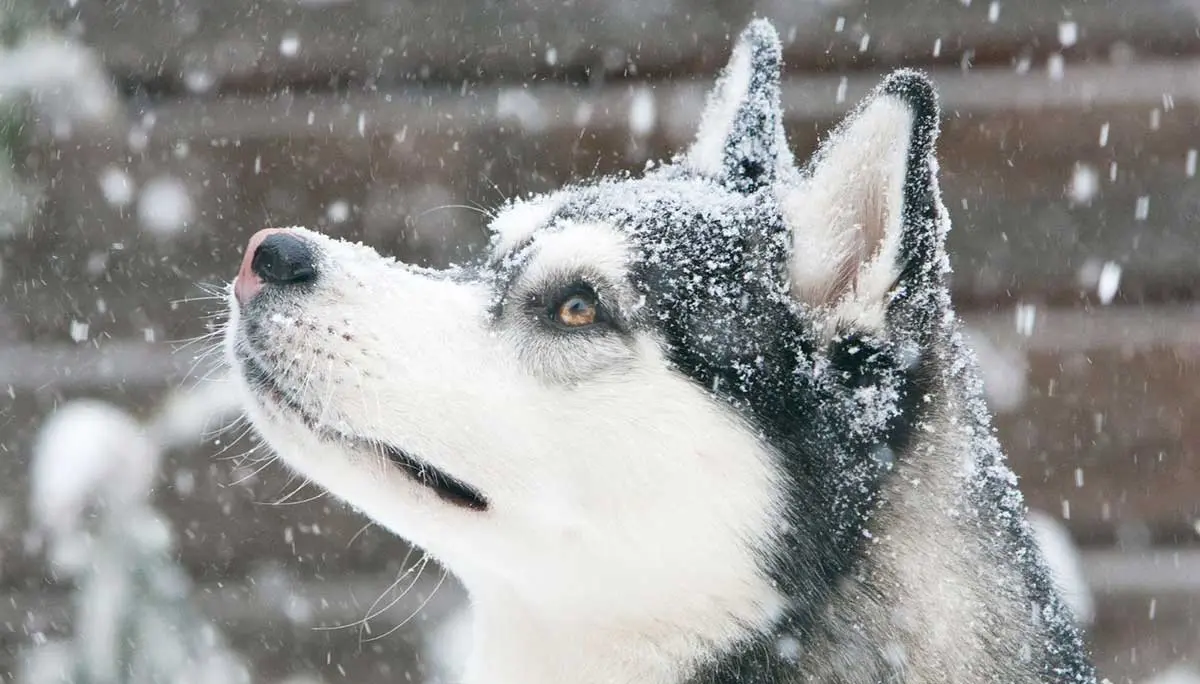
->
left=234, top=228, right=289, bottom=304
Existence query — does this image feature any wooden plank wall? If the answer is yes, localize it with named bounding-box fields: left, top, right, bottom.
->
left=3, top=1, right=1199, bottom=682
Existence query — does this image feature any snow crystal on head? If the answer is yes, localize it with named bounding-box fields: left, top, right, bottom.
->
left=488, top=193, right=566, bottom=257
left=555, top=173, right=791, bottom=317
left=481, top=34, right=1090, bottom=676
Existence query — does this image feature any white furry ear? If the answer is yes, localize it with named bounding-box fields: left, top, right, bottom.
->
left=782, top=71, right=944, bottom=333
left=685, top=19, right=793, bottom=192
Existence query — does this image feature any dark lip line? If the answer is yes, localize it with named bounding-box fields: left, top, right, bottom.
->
left=234, top=342, right=489, bottom=512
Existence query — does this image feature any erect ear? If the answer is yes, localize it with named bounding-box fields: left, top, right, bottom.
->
left=684, top=19, right=794, bottom=193
left=782, top=70, right=947, bottom=339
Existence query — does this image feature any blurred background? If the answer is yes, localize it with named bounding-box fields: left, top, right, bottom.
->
left=2, top=1, right=1199, bottom=682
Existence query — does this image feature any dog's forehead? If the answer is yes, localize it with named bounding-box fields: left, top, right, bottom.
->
left=489, top=172, right=764, bottom=264
left=557, top=175, right=756, bottom=229
left=488, top=191, right=566, bottom=257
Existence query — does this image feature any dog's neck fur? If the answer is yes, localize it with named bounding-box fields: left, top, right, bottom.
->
left=463, top=586, right=775, bottom=684
left=451, top=461, right=789, bottom=684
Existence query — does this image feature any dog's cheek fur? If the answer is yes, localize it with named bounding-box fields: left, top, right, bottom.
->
left=460, top=361, right=793, bottom=682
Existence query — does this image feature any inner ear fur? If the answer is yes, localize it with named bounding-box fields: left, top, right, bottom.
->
left=782, top=71, right=947, bottom=339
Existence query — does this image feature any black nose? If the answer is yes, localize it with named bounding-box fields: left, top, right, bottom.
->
left=251, top=232, right=317, bottom=286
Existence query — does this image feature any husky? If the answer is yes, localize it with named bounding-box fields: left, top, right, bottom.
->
left=224, top=20, right=1096, bottom=684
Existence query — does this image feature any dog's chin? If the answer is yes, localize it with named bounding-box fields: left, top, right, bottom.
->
left=233, top=347, right=489, bottom=512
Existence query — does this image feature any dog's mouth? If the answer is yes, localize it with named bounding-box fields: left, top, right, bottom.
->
left=375, top=441, right=488, bottom=511
left=236, top=347, right=489, bottom=512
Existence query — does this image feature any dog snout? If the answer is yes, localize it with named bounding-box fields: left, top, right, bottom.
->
left=235, top=228, right=318, bottom=303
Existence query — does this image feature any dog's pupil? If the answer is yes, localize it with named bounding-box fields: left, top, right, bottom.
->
left=561, top=297, right=594, bottom=324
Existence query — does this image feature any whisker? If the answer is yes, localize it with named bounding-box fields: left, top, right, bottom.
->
left=479, top=174, right=510, bottom=206
left=359, top=555, right=431, bottom=643
left=363, top=564, right=450, bottom=643
left=213, top=423, right=264, bottom=463
left=194, top=362, right=233, bottom=385
left=263, top=472, right=311, bottom=505
left=313, top=546, right=421, bottom=632
left=415, top=203, right=495, bottom=220
left=315, top=357, right=337, bottom=426
left=296, top=345, right=323, bottom=410
left=174, top=335, right=227, bottom=370
left=170, top=294, right=227, bottom=306
left=346, top=521, right=374, bottom=550
left=202, top=410, right=248, bottom=447
left=227, top=453, right=278, bottom=486
left=170, top=329, right=222, bottom=350
left=265, top=482, right=329, bottom=507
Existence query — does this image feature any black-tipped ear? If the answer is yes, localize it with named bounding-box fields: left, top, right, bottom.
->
left=782, top=69, right=947, bottom=340
left=877, top=71, right=945, bottom=335
left=685, top=19, right=793, bottom=193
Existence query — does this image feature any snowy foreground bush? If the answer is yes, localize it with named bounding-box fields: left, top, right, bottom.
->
left=22, top=390, right=253, bottom=684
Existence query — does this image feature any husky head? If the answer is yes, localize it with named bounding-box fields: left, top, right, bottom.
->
left=227, top=19, right=950, bottom=682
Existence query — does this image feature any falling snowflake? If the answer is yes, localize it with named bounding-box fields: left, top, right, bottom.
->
left=137, top=176, right=194, bottom=236
left=279, top=31, right=301, bottom=57
left=98, top=166, right=135, bottom=207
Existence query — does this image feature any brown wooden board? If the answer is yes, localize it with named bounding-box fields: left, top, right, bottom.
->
left=1089, top=590, right=1200, bottom=684
left=969, top=309, right=1200, bottom=546
left=54, top=0, right=1200, bottom=94
left=997, top=344, right=1200, bottom=546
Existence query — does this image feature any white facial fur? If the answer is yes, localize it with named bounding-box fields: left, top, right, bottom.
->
left=228, top=220, right=786, bottom=683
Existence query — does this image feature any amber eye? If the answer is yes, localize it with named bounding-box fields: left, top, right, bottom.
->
left=556, top=294, right=598, bottom=327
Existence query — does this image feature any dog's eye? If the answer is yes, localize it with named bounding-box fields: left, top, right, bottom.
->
left=556, top=294, right=598, bottom=327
